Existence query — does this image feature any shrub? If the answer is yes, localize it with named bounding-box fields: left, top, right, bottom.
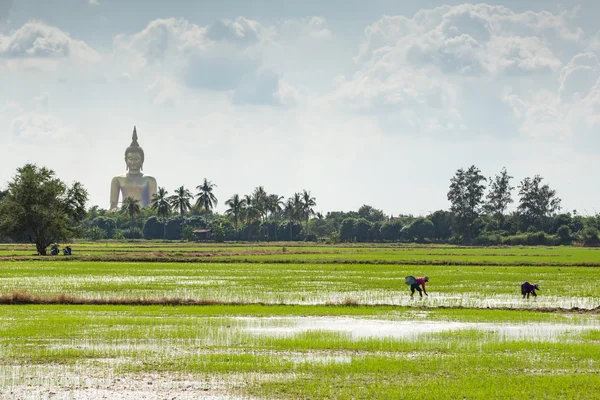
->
left=556, top=225, right=572, bottom=245
left=85, top=226, right=106, bottom=241
left=123, top=227, right=143, bottom=239
left=579, top=227, right=600, bottom=246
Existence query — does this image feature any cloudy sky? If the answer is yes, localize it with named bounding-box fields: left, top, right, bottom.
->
left=1, top=0, right=600, bottom=216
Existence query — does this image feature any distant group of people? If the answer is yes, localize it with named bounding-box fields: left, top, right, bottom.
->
left=404, top=276, right=539, bottom=299
left=50, top=243, right=72, bottom=256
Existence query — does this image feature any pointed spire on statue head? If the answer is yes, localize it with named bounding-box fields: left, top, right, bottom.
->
left=130, top=126, right=140, bottom=148
left=125, top=125, right=144, bottom=163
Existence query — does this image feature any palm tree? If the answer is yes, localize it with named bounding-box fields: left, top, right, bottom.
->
left=252, top=186, right=269, bottom=238
left=195, top=178, right=218, bottom=220
left=120, top=196, right=141, bottom=233
left=169, top=186, right=193, bottom=240
left=151, top=187, right=171, bottom=240
left=252, top=186, right=268, bottom=221
left=267, top=194, right=284, bottom=241
left=284, top=198, right=296, bottom=240
left=301, top=189, right=317, bottom=234
left=225, top=194, right=246, bottom=231
left=243, top=193, right=260, bottom=241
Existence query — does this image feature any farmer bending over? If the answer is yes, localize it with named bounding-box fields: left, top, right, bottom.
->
left=521, top=281, right=539, bottom=299
left=405, top=276, right=429, bottom=297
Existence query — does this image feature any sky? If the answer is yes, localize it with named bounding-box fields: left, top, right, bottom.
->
left=1, top=0, right=600, bottom=217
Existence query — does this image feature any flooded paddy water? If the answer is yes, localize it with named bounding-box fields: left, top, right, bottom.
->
left=244, top=315, right=600, bottom=341
left=1, top=244, right=600, bottom=398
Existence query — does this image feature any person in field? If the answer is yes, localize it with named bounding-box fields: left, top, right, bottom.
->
left=521, top=281, right=539, bottom=298
left=405, top=276, right=429, bottom=297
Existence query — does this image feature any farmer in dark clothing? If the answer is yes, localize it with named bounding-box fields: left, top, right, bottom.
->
left=405, top=276, right=429, bottom=297
left=521, top=281, right=539, bottom=298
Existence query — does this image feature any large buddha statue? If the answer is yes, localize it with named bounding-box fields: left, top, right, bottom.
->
left=110, top=127, right=157, bottom=211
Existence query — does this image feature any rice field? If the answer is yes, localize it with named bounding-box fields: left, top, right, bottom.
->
left=0, top=242, right=599, bottom=399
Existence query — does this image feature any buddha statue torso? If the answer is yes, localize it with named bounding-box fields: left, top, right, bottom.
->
left=109, top=127, right=158, bottom=211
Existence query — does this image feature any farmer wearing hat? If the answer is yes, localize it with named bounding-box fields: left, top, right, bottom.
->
left=521, top=281, right=540, bottom=298
left=405, top=276, right=429, bottom=297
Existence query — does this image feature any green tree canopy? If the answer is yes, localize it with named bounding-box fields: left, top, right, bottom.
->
left=517, top=175, right=561, bottom=231
left=357, top=205, right=386, bottom=223
left=484, top=167, right=514, bottom=221
left=195, top=178, right=218, bottom=218
left=151, top=187, right=171, bottom=240
left=0, top=164, right=88, bottom=255
left=225, top=194, right=247, bottom=231
left=447, top=165, right=487, bottom=243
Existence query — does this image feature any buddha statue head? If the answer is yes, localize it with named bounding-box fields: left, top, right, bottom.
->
left=125, top=126, right=145, bottom=174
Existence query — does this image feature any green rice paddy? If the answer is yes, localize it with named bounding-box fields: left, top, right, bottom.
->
left=0, top=243, right=598, bottom=398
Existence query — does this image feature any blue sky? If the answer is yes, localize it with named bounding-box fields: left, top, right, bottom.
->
left=2, top=0, right=600, bottom=216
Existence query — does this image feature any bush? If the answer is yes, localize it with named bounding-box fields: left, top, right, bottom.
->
left=500, top=232, right=557, bottom=246
left=472, top=234, right=502, bottom=246
left=556, top=225, right=572, bottom=245
left=182, top=226, right=195, bottom=241
left=326, top=231, right=340, bottom=244
left=123, top=227, right=143, bottom=239
left=143, top=216, right=164, bottom=240
left=380, top=220, right=403, bottom=242
left=85, top=226, right=106, bottom=241
left=303, top=233, right=318, bottom=242
left=579, top=227, right=600, bottom=246
left=91, top=216, right=116, bottom=238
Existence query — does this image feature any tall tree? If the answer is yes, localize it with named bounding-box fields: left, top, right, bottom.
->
left=517, top=175, right=561, bottom=231
left=243, top=194, right=256, bottom=225
left=251, top=186, right=268, bottom=221
left=284, top=198, right=296, bottom=240
left=169, top=186, right=193, bottom=239
left=120, top=196, right=141, bottom=231
left=252, top=186, right=269, bottom=238
left=285, top=192, right=304, bottom=240
left=357, top=205, right=386, bottom=223
left=484, top=167, right=514, bottom=224
left=447, top=165, right=487, bottom=243
left=267, top=193, right=284, bottom=241
left=225, top=194, right=247, bottom=231
left=195, top=178, right=218, bottom=220
left=151, top=187, right=171, bottom=240
left=0, top=164, right=88, bottom=255
left=301, top=189, right=317, bottom=234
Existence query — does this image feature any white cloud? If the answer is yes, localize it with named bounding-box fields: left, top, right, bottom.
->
left=357, top=4, right=575, bottom=76
left=273, top=78, right=299, bottom=106
left=503, top=91, right=567, bottom=139
left=0, top=21, right=99, bottom=61
left=113, top=17, right=291, bottom=106
left=11, top=113, right=72, bottom=139
left=506, top=53, right=600, bottom=148
left=88, top=0, right=99, bottom=6
left=485, top=36, right=561, bottom=75
left=331, top=4, right=584, bottom=134
left=32, top=92, right=49, bottom=107
left=559, top=53, right=600, bottom=102
left=280, top=16, right=332, bottom=39
left=1, top=100, right=21, bottom=114
left=147, top=76, right=183, bottom=106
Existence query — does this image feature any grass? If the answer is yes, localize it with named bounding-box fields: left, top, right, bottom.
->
left=0, top=260, right=598, bottom=309
left=0, top=304, right=599, bottom=399
left=0, top=242, right=599, bottom=398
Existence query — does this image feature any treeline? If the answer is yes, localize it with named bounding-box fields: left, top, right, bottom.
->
left=77, top=166, right=600, bottom=246
left=4, top=164, right=600, bottom=248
